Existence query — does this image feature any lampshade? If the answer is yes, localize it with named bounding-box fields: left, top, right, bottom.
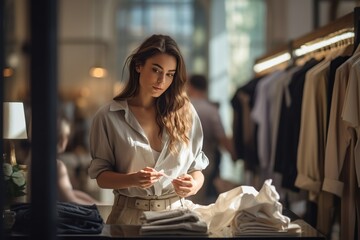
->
left=3, top=102, right=28, bottom=139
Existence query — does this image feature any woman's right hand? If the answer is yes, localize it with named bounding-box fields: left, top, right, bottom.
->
left=132, top=167, right=164, bottom=189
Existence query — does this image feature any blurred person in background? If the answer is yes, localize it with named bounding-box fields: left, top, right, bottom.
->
left=186, top=74, right=238, bottom=205
left=25, top=113, right=102, bottom=205
left=56, top=115, right=102, bottom=205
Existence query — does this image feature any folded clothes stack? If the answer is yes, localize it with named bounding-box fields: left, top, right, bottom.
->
left=139, top=208, right=208, bottom=236
left=231, top=179, right=301, bottom=236
left=11, top=202, right=104, bottom=234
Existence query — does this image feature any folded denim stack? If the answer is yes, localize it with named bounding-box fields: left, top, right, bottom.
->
left=56, top=202, right=104, bottom=234
left=11, top=202, right=104, bottom=234
left=231, top=179, right=301, bottom=236
left=139, top=208, right=208, bottom=236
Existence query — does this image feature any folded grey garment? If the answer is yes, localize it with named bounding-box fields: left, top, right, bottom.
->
left=140, top=221, right=208, bottom=236
left=140, top=209, right=200, bottom=225
left=144, top=212, right=200, bottom=226
left=139, top=230, right=208, bottom=236
left=234, top=232, right=299, bottom=237
left=233, top=223, right=302, bottom=237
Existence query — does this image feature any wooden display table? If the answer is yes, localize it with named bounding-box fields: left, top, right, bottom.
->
left=6, top=206, right=326, bottom=239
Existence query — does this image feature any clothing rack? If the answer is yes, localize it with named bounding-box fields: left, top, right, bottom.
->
left=254, top=7, right=360, bottom=77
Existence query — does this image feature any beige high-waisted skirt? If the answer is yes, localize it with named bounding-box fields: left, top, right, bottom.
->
left=107, top=194, right=185, bottom=225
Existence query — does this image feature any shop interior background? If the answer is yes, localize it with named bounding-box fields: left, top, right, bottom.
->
left=2, top=0, right=357, bottom=204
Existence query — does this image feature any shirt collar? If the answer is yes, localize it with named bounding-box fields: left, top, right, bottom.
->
left=109, top=99, right=127, bottom=112
left=109, top=98, right=170, bottom=144
left=110, top=100, right=134, bottom=128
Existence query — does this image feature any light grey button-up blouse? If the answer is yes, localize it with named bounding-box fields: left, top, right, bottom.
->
left=88, top=100, right=209, bottom=198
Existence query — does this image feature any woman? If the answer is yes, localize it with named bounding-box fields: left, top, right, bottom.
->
left=88, top=34, right=209, bottom=225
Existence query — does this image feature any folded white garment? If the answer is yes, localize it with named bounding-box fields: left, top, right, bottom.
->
left=183, top=184, right=259, bottom=236
left=233, top=205, right=289, bottom=230
left=233, top=223, right=302, bottom=237
left=182, top=179, right=302, bottom=237
left=231, top=179, right=302, bottom=236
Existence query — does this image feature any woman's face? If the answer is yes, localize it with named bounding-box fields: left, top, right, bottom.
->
left=137, top=53, right=177, bottom=98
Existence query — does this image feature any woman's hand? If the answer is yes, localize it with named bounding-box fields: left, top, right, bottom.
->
left=172, top=173, right=201, bottom=198
left=132, top=167, right=164, bottom=189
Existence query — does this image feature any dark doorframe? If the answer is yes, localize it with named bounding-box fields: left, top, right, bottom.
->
left=29, top=0, right=58, bottom=239
left=0, top=0, right=5, bottom=235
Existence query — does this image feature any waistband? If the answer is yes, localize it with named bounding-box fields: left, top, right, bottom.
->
left=114, top=194, right=183, bottom=211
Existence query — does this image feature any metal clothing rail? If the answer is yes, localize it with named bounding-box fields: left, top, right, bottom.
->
left=253, top=7, right=360, bottom=76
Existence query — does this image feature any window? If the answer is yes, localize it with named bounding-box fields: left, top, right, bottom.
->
left=226, top=0, right=265, bottom=90
left=115, top=0, right=195, bottom=82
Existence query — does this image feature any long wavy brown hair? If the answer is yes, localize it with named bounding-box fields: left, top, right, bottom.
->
left=114, top=34, right=192, bottom=154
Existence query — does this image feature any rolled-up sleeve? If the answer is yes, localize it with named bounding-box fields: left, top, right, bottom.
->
left=187, top=104, right=209, bottom=172
left=189, top=151, right=209, bottom=172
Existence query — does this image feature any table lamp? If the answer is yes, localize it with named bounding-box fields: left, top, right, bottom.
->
left=3, top=102, right=28, bottom=166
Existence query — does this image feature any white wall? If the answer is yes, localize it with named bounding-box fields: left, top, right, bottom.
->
left=265, top=0, right=313, bottom=50
left=58, top=0, right=117, bottom=118
left=286, top=0, right=313, bottom=40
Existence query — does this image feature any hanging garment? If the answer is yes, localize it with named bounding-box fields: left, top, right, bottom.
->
left=338, top=57, right=360, bottom=240
left=322, top=45, right=360, bottom=240
left=274, top=58, right=322, bottom=192
left=326, top=56, right=351, bottom=130
left=251, top=70, right=284, bottom=175
left=316, top=55, right=350, bottom=237
left=269, top=65, right=302, bottom=176
left=231, top=76, right=263, bottom=173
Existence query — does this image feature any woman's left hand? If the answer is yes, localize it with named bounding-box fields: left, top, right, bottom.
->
left=172, top=174, right=198, bottom=198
